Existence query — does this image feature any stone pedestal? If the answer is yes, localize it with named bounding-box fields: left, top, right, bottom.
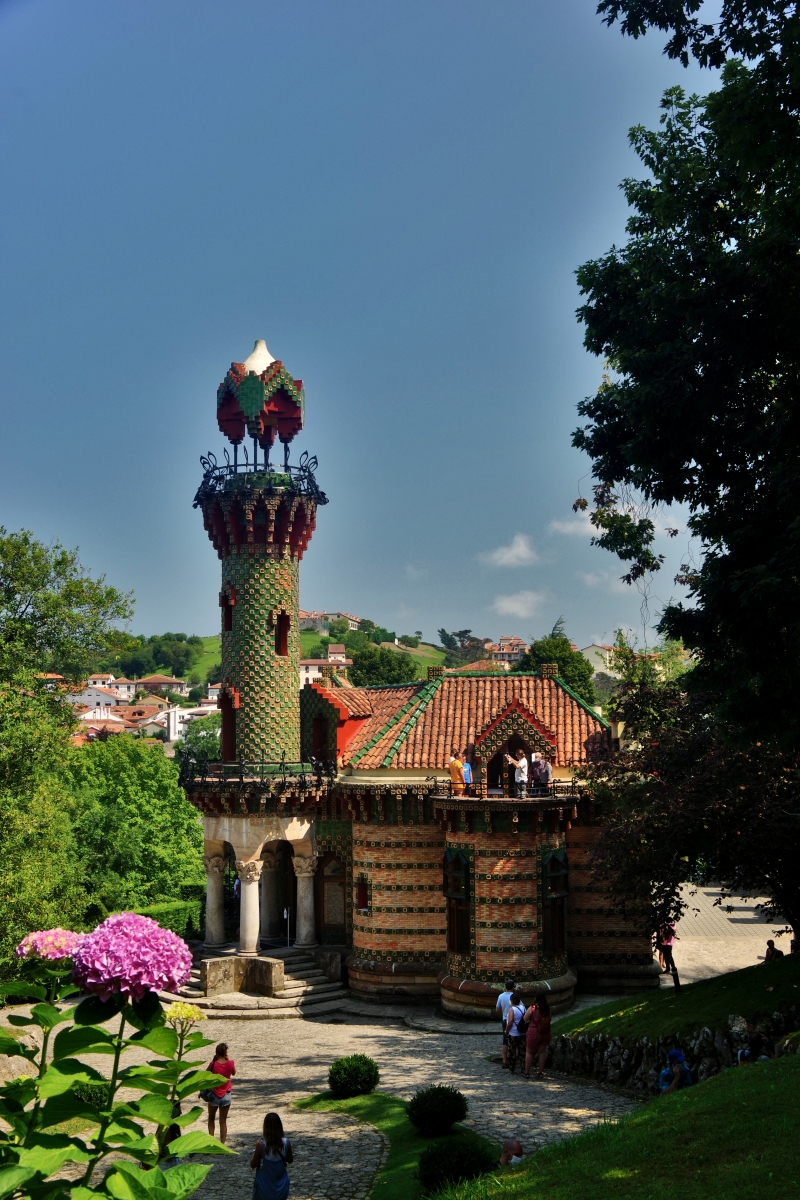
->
left=292, top=854, right=318, bottom=948
left=203, top=853, right=227, bottom=948
left=236, top=859, right=263, bottom=956
left=260, top=848, right=280, bottom=944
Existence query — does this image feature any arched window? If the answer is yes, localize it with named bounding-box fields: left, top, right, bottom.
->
left=221, top=593, right=233, bottom=633
left=542, top=851, right=568, bottom=955
left=443, top=850, right=470, bottom=954
left=275, top=612, right=290, bottom=657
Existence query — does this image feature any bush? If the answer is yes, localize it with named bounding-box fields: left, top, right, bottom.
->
left=328, top=1054, right=379, bottom=1098
left=131, top=899, right=201, bottom=937
left=417, top=1134, right=496, bottom=1194
left=407, top=1085, right=468, bottom=1137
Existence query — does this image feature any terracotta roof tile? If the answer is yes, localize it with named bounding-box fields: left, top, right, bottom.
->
left=343, top=674, right=608, bottom=769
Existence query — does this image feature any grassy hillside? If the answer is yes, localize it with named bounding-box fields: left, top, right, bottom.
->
left=552, top=953, right=800, bottom=1044
left=191, top=635, right=221, bottom=682
left=298, top=633, right=447, bottom=678
left=440, top=1055, right=800, bottom=1200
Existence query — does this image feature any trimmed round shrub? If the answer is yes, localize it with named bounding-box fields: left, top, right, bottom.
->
left=407, top=1085, right=468, bottom=1137
left=418, top=1134, right=496, bottom=1194
left=328, top=1053, right=379, bottom=1098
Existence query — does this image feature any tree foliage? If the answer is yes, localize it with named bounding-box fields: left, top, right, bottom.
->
left=573, top=65, right=800, bottom=743
left=104, top=631, right=205, bottom=680
left=514, top=618, right=597, bottom=705
left=437, top=629, right=486, bottom=668
left=349, top=645, right=419, bottom=687
left=581, top=673, right=800, bottom=940
left=0, top=528, right=132, bottom=682
left=174, top=711, right=221, bottom=768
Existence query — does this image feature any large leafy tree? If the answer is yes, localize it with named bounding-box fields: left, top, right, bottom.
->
left=582, top=672, right=800, bottom=941
left=514, top=618, right=597, bottom=705
left=573, top=62, right=800, bottom=743
left=350, top=645, right=419, bottom=687
left=68, top=735, right=204, bottom=920
left=0, top=528, right=132, bottom=681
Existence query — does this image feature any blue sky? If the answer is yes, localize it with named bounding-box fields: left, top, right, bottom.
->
left=0, top=0, right=713, bottom=648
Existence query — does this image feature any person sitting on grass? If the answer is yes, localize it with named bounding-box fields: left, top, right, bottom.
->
left=659, top=1049, right=693, bottom=1093
left=764, top=938, right=784, bottom=963
left=499, top=1139, right=524, bottom=1166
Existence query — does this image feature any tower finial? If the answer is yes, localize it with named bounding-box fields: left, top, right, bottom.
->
left=243, top=339, right=275, bottom=375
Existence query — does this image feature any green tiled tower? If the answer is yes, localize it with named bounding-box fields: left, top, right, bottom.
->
left=194, top=340, right=325, bottom=763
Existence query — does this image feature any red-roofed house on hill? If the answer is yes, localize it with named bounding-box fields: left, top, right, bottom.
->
left=181, top=338, right=658, bottom=1015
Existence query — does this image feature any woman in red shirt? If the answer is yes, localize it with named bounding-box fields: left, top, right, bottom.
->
left=207, top=1042, right=236, bottom=1144
left=523, top=992, right=552, bottom=1079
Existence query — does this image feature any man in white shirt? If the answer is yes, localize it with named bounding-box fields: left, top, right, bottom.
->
left=506, top=750, right=528, bottom=798
left=494, top=978, right=517, bottom=1069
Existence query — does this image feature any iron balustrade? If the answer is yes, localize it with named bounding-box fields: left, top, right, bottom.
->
left=179, top=754, right=337, bottom=794
left=431, top=778, right=580, bottom=801
left=193, top=448, right=328, bottom=509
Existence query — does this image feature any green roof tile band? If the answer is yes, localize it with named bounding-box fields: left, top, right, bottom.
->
left=348, top=680, right=436, bottom=766
left=379, top=675, right=446, bottom=767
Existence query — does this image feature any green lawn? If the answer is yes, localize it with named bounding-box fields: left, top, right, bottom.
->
left=552, top=953, right=800, bottom=1044
left=190, top=634, right=221, bottom=682
left=295, top=1092, right=496, bottom=1200
left=438, top=1055, right=800, bottom=1200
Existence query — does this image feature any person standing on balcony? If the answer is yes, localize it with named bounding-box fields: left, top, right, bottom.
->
left=461, top=750, right=473, bottom=794
left=449, top=748, right=465, bottom=795
left=505, top=750, right=528, bottom=798
left=539, top=756, right=553, bottom=790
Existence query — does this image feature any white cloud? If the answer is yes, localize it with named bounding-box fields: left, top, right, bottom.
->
left=577, top=570, right=630, bottom=596
left=491, top=590, right=545, bottom=619
left=549, top=513, right=592, bottom=537
left=479, top=533, right=538, bottom=567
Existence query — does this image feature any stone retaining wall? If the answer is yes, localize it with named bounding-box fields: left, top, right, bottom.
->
left=548, top=1005, right=800, bottom=1093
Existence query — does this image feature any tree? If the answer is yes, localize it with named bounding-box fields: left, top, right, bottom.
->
left=0, top=528, right=132, bottom=681
left=580, top=673, right=800, bottom=941
left=68, top=735, right=204, bottom=920
left=514, top=618, right=597, bottom=705
left=597, top=1, right=794, bottom=68
left=174, top=710, right=222, bottom=767
left=437, top=629, right=486, bottom=668
left=327, top=618, right=351, bottom=642
left=573, top=67, right=800, bottom=744
left=349, top=645, right=419, bottom=687
left=0, top=674, right=87, bottom=975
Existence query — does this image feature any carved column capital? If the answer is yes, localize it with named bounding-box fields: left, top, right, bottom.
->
left=260, top=847, right=281, bottom=872
left=291, top=854, right=318, bottom=878
left=235, top=858, right=263, bottom=884
left=203, top=854, right=226, bottom=878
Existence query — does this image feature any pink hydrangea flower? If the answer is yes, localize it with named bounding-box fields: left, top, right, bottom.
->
left=71, top=913, right=192, bottom=1002
left=15, top=929, right=86, bottom=961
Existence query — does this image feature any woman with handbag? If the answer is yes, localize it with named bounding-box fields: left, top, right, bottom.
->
left=251, top=1112, right=293, bottom=1200
left=202, top=1042, right=236, bottom=1144
left=523, top=992, right=552, bottom=1079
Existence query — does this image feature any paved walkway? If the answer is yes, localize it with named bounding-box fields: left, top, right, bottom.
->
left=191, top=1014, right=635, bottom=1200
left=668, top=884, right=784, bottom=985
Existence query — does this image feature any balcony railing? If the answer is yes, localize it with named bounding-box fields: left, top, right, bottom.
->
left=179, top=755, right=337, bottom=792
left=193, top=448, right=328, bottom=509
left=430, top=778, right=580, bottom=801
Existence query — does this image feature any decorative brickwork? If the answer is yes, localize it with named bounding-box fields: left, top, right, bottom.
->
left=350, top=826, right=447, bottom=965
left=315, top=819, right=353, bottom=946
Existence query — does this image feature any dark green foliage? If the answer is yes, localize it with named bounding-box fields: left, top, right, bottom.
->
left=328, top=1054, right=380, bottom=1098
left=597, top=0, right=790, bottom=68
left=514, top=619, right=597, bottom=705
left=398, top=635, right=419, bottom=648
left=188, top=686, right=204, bottom=702
left=327, top=618, right=351, bottom=641
left=573, top=62, right=800, bottom=744
left=131, top=900, right=203, bottom=938
left=174, top=711, right=221, bottom=767
left=360, top=620, right=397, bottom=646
left=407, top=1085, right=468, bottom=1137
left=417, top=1134, right=495, bottom=1194
left=205, top=661, right=221, bottom=685
left=0, top=527, right=132, bottom=682
left=350, top=646, right=418, bottom=687
left=73, top=1081, right=110, bottom=1108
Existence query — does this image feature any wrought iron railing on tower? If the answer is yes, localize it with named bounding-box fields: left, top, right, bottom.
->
left=178, top=753, right=337, bottom=794
left=193, top=448, right=328, bottom=509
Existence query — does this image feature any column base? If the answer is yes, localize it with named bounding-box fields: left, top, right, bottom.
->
left=293, top=939, right=318, bottom=950
left=203, top=940, right=228, bottom=950
left=237, top=949, right=259, bottom=957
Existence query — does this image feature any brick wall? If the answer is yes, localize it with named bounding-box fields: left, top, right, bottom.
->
left=351, top=825, right=446, bottom=964
left=566, top=822, right=654, bottom=968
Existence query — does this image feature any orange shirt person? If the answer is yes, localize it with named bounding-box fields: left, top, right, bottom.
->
left=449, top=748, right=465, bottom=795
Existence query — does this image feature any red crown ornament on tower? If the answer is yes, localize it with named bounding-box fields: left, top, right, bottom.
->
left=216, top=339, right=304, bottom=451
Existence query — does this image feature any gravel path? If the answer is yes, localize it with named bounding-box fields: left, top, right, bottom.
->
left=190, top=1013, right=634, bottom=1200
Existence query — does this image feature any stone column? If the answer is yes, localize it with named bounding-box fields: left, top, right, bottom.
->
left=235, top=859, right=263, bottom=956
left=292, top=854, right=318, bottom=948
left=203, top=853, right=227, bottom=948
left=260, top=848, right=280, bottom=945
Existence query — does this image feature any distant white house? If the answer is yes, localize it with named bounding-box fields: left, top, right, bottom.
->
left=110, top=677, right=136, bottom=701
left=206, top=682, right=221, bottom=701
left=165, top=705, right=216, bottom=742
left=67, top=685, right=125, bottom=709
left=580, top=644, right=619, bottom=676
left=299, top=609, right=362, bottom=632
left=299, top=660, right=326, bottom=687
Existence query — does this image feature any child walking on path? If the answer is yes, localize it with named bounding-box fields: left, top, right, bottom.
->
left=251, top=1113, right=294, bottom=1200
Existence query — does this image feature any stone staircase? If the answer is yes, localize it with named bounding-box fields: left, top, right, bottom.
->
left=165, top=946, right=350, bottom=1020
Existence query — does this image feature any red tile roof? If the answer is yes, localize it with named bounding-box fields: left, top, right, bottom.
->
left=332, top=673, right=608, bottom=770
